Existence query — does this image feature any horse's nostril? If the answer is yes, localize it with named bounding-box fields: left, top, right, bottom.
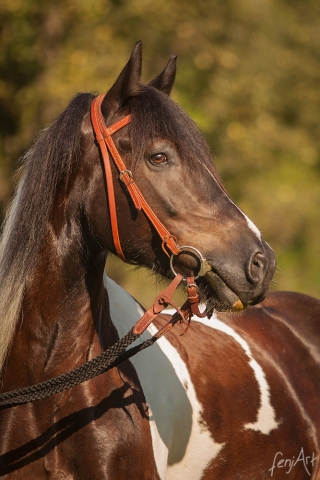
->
left=248, top=252, right=267, bottom=283
left=253, top=258, right=262, bottom=268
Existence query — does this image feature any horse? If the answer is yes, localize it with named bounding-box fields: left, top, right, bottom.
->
left=0, top=40, right=318, bottom=479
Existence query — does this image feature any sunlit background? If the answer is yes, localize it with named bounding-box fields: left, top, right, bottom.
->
left=1, top=0, right=319, bottom=307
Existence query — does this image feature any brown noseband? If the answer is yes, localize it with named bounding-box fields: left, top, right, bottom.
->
left=90, top=94, right=181, bottom=261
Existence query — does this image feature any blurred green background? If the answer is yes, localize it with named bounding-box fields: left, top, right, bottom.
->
left=1, top=0, right=319, bottom=307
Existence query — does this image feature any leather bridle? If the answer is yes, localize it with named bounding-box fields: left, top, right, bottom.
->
left=90, top=94, right=181, bottom=262
left=90, top=94, right=210, bottom=329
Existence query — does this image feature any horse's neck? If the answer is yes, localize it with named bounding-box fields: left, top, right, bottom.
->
left=4, top=235, right=112, bottom=386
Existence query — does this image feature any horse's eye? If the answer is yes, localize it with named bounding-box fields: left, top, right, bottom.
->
left=150, top=153, right=168, bottom=166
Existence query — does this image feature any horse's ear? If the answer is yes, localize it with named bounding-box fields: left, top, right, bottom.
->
left=102, top=41, right=142, bottom=113
left=148, top=54, right=177, bottom=95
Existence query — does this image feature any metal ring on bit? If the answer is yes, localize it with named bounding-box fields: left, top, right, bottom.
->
left=170, top=245, right=207, bottom=281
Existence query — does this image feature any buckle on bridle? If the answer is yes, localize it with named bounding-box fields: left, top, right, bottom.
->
left=170, top=245, right=209, bottom=280
left=119, top=169, right=134, bottom=186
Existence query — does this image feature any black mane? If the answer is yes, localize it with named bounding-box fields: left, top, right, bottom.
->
left=0, top=92, right=94, bottom=318
left=0, top=93, right=94, bottom=370
left=5, top=93, right=93, bottom=269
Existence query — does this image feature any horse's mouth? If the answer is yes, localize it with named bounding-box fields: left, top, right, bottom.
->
left=155, top=254, right=247, bottom=314
left=198, top=268, right=247, bottom=315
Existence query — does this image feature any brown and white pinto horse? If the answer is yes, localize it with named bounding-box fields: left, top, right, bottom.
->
left=0, top=42, right=318, bottom=479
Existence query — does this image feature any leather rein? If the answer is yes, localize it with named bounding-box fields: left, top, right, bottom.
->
left=0, top=95, right=208, bottom=409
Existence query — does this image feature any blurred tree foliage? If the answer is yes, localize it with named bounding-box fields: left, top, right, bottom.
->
left=0, top=0, right=319, bottom=305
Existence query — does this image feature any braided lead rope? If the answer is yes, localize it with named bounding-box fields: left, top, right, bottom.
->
left=0, top=328, right=140, bottom=409
left=0, top=306, right=187, bottom=410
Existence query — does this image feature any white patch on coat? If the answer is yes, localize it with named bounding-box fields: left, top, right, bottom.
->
left=192, top=313, right=279, bottom=435
left=105, top=275, right=223, bottom=480
left=243, top=213, right=262, bottom=240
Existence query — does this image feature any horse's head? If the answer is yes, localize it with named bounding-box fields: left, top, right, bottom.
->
left=81, top=42, right=276, bottom=314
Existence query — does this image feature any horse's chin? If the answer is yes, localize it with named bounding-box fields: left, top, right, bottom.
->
left=197, top=271, right=247, bottom=315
